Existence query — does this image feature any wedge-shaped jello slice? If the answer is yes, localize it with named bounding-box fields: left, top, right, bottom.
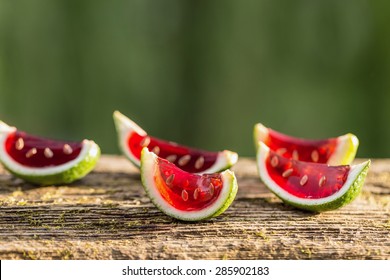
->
left=140, top=148, right=238, bottom=221
left=0, top=121, right=100, bottom=185
left=256, top=142, right=370, bottom=212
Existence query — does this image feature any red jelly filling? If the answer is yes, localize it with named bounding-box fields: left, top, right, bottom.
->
left=5, top=131, right=82, bottom=167
left=128, top=131, right=218, bottom=173
left=265, top=129, right=338, bottom=163
left=266, top=150, right=350, bottom=199
left=155, top=158, right=223, bottom=211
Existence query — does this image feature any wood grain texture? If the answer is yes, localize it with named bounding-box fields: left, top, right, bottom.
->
left=0, top=156, right=389, bottom=260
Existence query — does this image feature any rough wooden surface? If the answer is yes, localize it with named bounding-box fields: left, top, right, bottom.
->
left=0, top=156, right=389, bottom=260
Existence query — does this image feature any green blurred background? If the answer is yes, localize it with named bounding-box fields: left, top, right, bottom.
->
left=1, top=0, right=390, bottom=157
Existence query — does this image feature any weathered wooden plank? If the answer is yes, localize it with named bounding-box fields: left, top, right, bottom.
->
left=0, top=156, right=389, bottom=260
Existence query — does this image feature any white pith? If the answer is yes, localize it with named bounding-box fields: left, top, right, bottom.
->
left=254, top=123, right=358, bottom=165
left=114, top=111, right=238, bottom=173
left=141, top=148, right=235, bottom=220
left=254, top=123, right=269, bottom=148
left=0, top=122, right=99, bottom=176
left=113, top=110, right=147, bottom=166
left=256, top=142, right=368, bottom=206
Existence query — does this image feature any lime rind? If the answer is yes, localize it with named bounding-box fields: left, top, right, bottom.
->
left=114, top=110, right=238, bottom=173
left=328, top=133, right=359, bottom=165
left=256, top=142, right=370, bottom=212
left=0, top=121, right=100, bottom=185
left=209, top=170, right=238, bottom=218
left=140, top=148, right=238, bottom=221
